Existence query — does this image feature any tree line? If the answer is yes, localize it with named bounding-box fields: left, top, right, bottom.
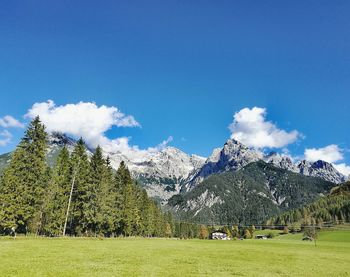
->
left=0, top=117, right=175, bottom=237
left=266, top=181, right=350, bottom=228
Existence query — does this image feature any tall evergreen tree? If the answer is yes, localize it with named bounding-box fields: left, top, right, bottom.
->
left=69, top=138, right=91, bottom=236
left=85, top=146, right=105, bottom=235
left=0, top=116, right=48, bottom=234
left=114, top=162, right=141, bottom=236
left=97, top=156, right=119, bottom=236
left=115, top=161, right=132, bottom=189
left=42, top=147, right=71, bottom=236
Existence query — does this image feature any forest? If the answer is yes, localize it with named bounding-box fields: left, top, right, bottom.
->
left=0, top=117, right=180, bottom=237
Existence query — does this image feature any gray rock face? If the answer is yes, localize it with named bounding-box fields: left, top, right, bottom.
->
left=117, top=147, right=206, bottom=203
left=1, top=132, right=205, bottom=203
left=264, top=152, right=298, bottom=173
left=185, top=139, right=263, bottom=191
left=46, top=134, right=346, bottom=200
left=184, top=140, right=346, bottom=193
left=0, top=132, right=345, bottom=204
left=48, top=134, right=206, bottom=203
left=296, top=160, right=345, bottom=184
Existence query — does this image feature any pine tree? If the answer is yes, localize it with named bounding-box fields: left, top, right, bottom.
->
left=122, top=183, right=141, bottom=236
left=115, top=161, right=132, bottom=189
left=114, top=161, right=141, bottom=236
left=69, top=138, right=91, bottom=236
left=139, top=190, right=154, bottom=237
left=87, top=146, right=105, bottom=235
left=0, top=116, right=48, bottom=234
left=42, top=147, right=71, bottom=236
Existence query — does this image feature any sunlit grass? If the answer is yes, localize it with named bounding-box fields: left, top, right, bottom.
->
left=0, top=230, right=349, bottom=276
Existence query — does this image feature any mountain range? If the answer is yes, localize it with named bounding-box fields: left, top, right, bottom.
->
left=0, top=132, right=346, bottom=205
left=185, top=138, right=345, bottom=192
left=168, top=161, right=335, bottom=225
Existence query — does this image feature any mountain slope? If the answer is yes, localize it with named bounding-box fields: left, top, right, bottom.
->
left=0, top=133, right=345, bottom=205
left=168, top=161, right=336, bottom=225
left=112, top=147, right=206, bottom=202
left=0, top=152, right=11, bottom=173
left=185, top=139, right=345, bottom=193
left=268, top=181, right=350, bottom=226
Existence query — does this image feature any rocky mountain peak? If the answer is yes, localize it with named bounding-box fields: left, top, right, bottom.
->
left=312, top=160, right=333, bottom=170
left=264, top=152, right=298, bottom=172
left=297, top=159, right=345, bottom=184
left=184, top=138, right=263, bottom=191
left=49, top=132, right=76, bottom=147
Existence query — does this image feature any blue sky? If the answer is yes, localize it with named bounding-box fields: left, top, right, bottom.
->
left=0, top=1, right=349, bottom=173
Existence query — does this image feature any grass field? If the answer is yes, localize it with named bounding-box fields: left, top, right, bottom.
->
left=0, top=230, right=349, bottom=277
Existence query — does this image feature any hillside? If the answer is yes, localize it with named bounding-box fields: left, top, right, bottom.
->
left=268, top=181, right=350, bottom=226
left=168, top=161, right=336, bottom=225
left=0, top=152, right=11, bottom=173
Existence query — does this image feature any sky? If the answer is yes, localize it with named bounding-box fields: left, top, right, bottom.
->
left=0, top=1, right=349, bottom=175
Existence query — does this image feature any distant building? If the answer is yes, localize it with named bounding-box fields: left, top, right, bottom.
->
left=211, top=231, right=229, bottom=240
left=255, top=235, right=267, bottom=240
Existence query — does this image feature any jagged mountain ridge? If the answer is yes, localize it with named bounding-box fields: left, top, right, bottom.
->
left=47, top=133, right=206, bottom=202
left=185, top=139, right=346, bottom=192
left=0, top=133, right=346, bottom=203
left=108, top=146, right=206, bottom=202
left=0, top=133, right=205, bottom=203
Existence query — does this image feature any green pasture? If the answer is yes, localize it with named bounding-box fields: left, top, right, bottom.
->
left=0, top=230, right=349, bottom=277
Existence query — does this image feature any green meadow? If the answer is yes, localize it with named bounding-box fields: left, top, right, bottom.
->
left=0, top=230, right=349, bottom=277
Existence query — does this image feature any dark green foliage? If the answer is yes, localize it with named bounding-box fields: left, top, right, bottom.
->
left=174, top=221, right=199, bottom=239
left=330, top=181, right=350, bottom=196
left=68, top=138, right=92, bottom=236
left=169, top=161, right=335, bottom=225
left=267, top=181, right=350, bottom=227
left=41, top=147, right=71, bottom=236
left=0, top=116, right=49, bottom=234
left=0, top=120, right=174, bottom=237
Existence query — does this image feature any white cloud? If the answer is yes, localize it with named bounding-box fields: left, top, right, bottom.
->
left=229, top=107, right=300, bottom=148
left=304, top=144, right=350, bottom=177
left=333, top=163, right=350, bottom=177
left=25, top=100, right=172, bottom=161
left=304, top=144, right=343, bottom=163
left=26, top=100, right=139, bottom=147
left=151, top=136, right=173, bottom=152
left=0, top=115, right=24, bottom=128
left=0, top=130, right=12, bottom=146
left=100, top=135, right=174, bottom=162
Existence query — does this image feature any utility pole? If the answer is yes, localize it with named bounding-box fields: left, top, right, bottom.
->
left=314, top=225, right=317, bottom=247
left=63, top=160, right=80, bottom=236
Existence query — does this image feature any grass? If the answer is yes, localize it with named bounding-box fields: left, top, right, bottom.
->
left=0, top=230, right=349, bottom=277
left=254, top=229, right=282, bottom=236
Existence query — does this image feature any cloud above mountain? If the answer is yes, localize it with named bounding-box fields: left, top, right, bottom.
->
left=229, top=107, right=300, bottom=149
left=26, top=100, right=172, bottom=161
left=305, top=144, right=343, bottom=163
left=305, top=144, right=350, bottom=176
